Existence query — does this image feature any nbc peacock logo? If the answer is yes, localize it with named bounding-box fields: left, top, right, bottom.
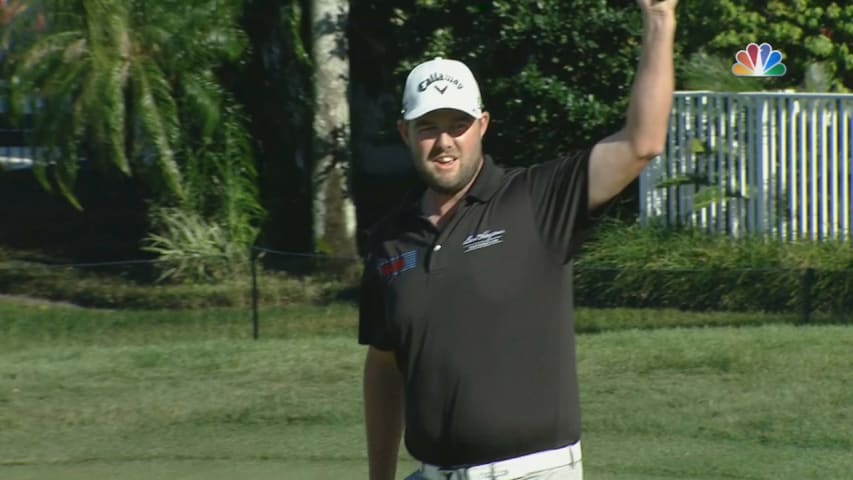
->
left=732, top=42, right=787, bottom=77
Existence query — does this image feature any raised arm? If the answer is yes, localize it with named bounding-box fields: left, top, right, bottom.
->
left=588, top=0, right=678, bottom=210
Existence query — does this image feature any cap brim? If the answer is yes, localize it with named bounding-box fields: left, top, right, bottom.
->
left=403, top=106, right=482, bottom=121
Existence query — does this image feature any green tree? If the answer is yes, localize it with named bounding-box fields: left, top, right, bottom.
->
left=2, top=0, right=249, bottom=207
left=232, top=0, right=358, bottom=259
left=233, top=0, right=315, bottom=256
left=352, top=0, right=644, bottom=166
left=678, top=1, right=853, bottom=92
left=3, top=0, right=264, bottom=281
left=348, top=0, right=648, bottom=234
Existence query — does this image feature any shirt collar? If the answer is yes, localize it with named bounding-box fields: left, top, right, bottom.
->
left=465, top=154, right=503, bottom=203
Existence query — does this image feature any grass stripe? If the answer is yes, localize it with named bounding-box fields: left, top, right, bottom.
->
left=1, top=302, right=851, bottom=479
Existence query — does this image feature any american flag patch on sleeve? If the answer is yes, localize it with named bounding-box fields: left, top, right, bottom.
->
left=378, top=250, right=417, bottom=279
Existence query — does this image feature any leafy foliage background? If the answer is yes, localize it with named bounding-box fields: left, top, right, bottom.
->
left=352, top=0, right=851, bottom=169
left=2, top=0, right=851, bottom=269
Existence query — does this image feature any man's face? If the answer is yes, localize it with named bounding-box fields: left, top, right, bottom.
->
left=399, top=108, right=490, bottom=196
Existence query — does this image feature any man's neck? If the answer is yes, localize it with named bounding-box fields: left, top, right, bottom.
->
left=422, top=188, right=468, bottom=229
left=421, top=156, right=485, bottom=228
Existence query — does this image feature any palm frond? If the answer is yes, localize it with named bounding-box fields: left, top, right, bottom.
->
left=5, top=0, right=257, bottom=233
left=143, top=0, right=247, bottom=65
left=132, top=59, right=185, bottom=201
left=44, top=52, right=89, bottom=98
left=211, top=105, right=263, bottom=246
left=31, top=148, right=54, bottom=195
left=143, top=59, right=181, bottom=148
left=54, top=141, right=83, bottom=210
left=41, top=0, right=86, bottom=29
left=77, top=67, right=108, bottom=157
left=286, top=2, right=312, bottom=68
left=7, top=76, right=37, bottom=126
left=61, top=37, right=88, bottom=62
left=31, top=96, right=73, bottom=171
left=208, top=26, right=248, bottom=63
left=81, top=0, right=126, bottom=49
left=181, top=71, right=222, bottom=140
left=18, top=30, right=86, bottom=72
left=28, top=88, right=83, bottom=210
left=100, top=61, right=131, bottom=175
left=188, top=22, right=247, bottom=64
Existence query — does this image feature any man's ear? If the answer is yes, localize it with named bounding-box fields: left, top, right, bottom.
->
left=478, top=111, right=490, bottom=138
left=397, top=119, right=410, bottom=146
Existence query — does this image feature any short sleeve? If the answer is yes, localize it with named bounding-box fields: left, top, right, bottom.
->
left=524, top=149, right=615, bottom=264
left=358, top=254, right=395, bottom=350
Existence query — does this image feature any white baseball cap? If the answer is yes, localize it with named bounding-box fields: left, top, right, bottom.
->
left=400, top=57, right=484, bottom=121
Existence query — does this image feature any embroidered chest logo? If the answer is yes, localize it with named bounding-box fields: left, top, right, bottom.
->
left=377, top=250, right=417, bottom=278
left=462, top=229, right=506, bottom=253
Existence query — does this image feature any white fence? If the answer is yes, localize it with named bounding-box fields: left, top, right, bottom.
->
left=640, top=91, right=853, bottom=241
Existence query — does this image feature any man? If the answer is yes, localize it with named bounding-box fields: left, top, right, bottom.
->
left=359, top=1, right=677, bottom=479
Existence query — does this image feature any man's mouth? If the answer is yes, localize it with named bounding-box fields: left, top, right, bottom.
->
left=432, top=156, right=457, bottom=165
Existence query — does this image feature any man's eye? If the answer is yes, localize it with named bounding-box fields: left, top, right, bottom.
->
left=451, top=122, right=469, bottom=134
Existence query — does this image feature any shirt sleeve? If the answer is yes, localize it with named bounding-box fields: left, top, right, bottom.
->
left=357, top=253, right=395, bottom=350
left=524, top=149, right=615, bottom=264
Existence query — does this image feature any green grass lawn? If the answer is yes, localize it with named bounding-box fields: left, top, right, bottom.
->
left=1, top=301, right=851, bottom=479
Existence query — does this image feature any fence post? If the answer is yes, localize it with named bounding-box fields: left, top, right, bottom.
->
left=799, top=267, right=815, bottom=325
left=251, top=247, right=260, bottom=340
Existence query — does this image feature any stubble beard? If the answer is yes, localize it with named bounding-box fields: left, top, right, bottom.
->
left=416, top=154, right=481, bottom=196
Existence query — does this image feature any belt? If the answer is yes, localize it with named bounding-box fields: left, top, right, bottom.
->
left=419, top=441, right=582, bottom=480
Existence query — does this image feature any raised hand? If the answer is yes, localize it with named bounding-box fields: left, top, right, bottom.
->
left=636, top=0, right=678, bottom=18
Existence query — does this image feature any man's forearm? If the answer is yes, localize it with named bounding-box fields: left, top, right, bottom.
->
left=364, top=349, right=405, bottom=480
left=625, top=8, right=676, bottom=159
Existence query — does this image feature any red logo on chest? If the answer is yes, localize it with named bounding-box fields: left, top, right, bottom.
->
left=377, top=250, right=417, bottom=278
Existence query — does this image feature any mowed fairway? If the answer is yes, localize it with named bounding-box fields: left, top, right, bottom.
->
left=1, top=302, right=851, bottom=479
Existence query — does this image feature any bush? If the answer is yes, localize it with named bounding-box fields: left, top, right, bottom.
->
left=575, top=220, right=853, bottom=315
left=677, top=1, right=853, bottom=92
left=350, top=0, right=642, bottom=165
left=0, top=256, right=355, bottom=310
left=141, top=207, right=251, bottom=283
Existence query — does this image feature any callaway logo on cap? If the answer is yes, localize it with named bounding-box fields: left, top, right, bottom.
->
left=401, top=57, right=484, bottom=121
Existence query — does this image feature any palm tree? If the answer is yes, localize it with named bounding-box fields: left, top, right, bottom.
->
left=2, top=0, right=247, bottom=209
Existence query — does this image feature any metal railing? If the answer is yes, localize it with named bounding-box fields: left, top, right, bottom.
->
left=640, top=91, right=853, bottom=241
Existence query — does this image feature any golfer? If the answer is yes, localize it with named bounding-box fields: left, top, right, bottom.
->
left=359, top=1, right=678, bottom=479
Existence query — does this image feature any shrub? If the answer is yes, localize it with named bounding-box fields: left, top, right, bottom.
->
left=351, top=0, right=642, bottom=165
left=0, top=255, right=352, bottom=310
left=140, top=99, right=264, bottom=284
left=141, top=207, right=250, bottom=283
left=575, top=220, right=853, bottom=315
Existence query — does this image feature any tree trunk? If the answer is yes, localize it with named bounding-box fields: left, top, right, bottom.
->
left=234, top=0, right=314, bottom=259
left=311, top=0, right=356, bottom=259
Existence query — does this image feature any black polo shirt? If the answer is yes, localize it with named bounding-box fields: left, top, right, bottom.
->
left=359, top=150, right=609, bottom=468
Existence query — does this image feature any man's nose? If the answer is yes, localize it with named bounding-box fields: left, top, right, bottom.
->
left=435, top=130, right=454, bottom=149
